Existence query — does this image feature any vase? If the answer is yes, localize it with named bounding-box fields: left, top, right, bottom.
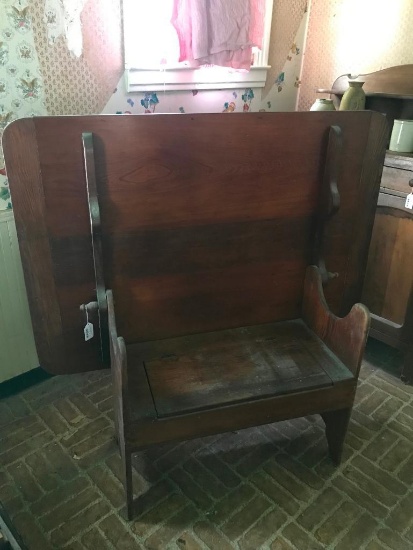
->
left=310, top=99, right=336, bottom=111
left=339, top=80, right=366, bottom=111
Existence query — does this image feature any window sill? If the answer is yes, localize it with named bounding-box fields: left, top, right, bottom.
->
left=125, top=65, right=271, bottom=92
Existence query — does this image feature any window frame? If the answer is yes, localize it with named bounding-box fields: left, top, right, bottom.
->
left=124, top=0, right=274, bottom=92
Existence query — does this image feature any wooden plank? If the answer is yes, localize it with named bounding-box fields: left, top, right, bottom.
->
left=335, top=111, right=388, bottom=317
left=125, top=380, right=357, bottom=448
left=139, top=320, right=351, bottom=417
left=3, top=112, right=386, bottom=374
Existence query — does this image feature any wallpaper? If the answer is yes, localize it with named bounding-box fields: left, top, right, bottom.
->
left=0, top=0, right=308, bottom=210
left=103, top=13, right=308, bottom=116
left=298, top=0, right=413, bottom=111
left=0, top=0, right=47, bottom=210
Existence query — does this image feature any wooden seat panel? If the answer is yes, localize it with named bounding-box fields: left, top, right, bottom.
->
left=139, top=320, right=353, bottom=417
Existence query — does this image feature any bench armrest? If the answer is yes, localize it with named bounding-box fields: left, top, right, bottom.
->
left=302, top=266, right=370, bottom=377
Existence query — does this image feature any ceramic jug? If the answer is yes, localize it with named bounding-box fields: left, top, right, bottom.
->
left=339, top=80, right=366, bottom=111
left=310, top=99, right=336, bottom=111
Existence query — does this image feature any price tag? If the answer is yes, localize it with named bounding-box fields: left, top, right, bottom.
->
left=84, top=322, right=94, bottom=341
left=405, top=193, right=413, bottom=210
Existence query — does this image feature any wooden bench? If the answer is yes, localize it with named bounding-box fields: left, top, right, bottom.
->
left=3, top=111, right=387, bottom=519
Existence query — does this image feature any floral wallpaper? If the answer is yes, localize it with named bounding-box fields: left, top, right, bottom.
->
left=0, top=0, right=47, bottom=209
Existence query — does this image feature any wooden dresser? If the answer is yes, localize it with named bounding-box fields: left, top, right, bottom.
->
left=319, top=65, right=413, bottom=383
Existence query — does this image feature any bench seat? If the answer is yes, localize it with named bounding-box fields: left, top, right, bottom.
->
left=128, top=320, right=354, bottom=418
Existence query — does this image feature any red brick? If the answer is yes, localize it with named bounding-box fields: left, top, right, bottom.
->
left=352, top=455, right=407, bottom=495
left=132, top=493, right=187, bottom=538
left=297, top=486, right=341, bottom=530
left=0, top=431, right=54, bottom=467
left=365, top=540, right=388, bottom=550
left=55, top=397, right=84, bottom=425
left=250, top=471, right=300, bottom=516
left=70, top=392, right=100, bottom=419
left=7, top=461, right=44, bottom=503
left=315, top=500, right=360, bottom=545
left=335, top=514, right=377, bottom=550
left=197, top=452, right=240, bottom=488
left=97, top=396, right=113, bottom=413
left=209, top=484, right=255, bottom=525
left=380, top=439, right=413, bottom=473
left=377, top=529, right=410, bottom=550
left=88, top=384, right=113, bottom=405
left=40, top=486, right=101, bottom=531
left=50, top=500, right=111, bottom=546
left=221, top=494, right=271, bottom=540
left=372, top=398, right=404, bottom=422
left=270, top=537, right=295, bottom=550
left=176, top=531, right=203, bottom=550
left=239, top=508, right=287, bottom=549
left=0, top=414, right=38, bottom=439
left=31, top=476, right=91, bottom=516
left=236, top=442, right=279, bottom=477
left=77, top=438, right=118, bottom=470
left=341, top=465, right=398, bottom=507
left=13, top=511, right=54, bottom=550
left=193, top=521, right=233, bottom=550
left=385, top=492, right=413, bottom=533
left=42, top=441, right=78, bottom=480
left=183, top=458, right=227, bottom=500
left=81, top=527, right=113, bottom=549
left=363, top=430, right=399, bottom=462
left=264, top=462, right=313, bottom=502
left=38, top=405, right=69, bottom=436
left=0, top=419, right=45, bottom=451
left=88, top=464, right=124, bottom=507
left=61, top=417, right=110, bottom=448
left=332, top=476, right=388, bottom=519
left=25, top=451, right=59, bottom=492
left=99, top=513, right=142, bottom=549
left=275, top=453, right=323, bottom=489
left=144, top=505, right=198, bottom=549
left=169, top=467, right=213, bottom=511
left=71, top=426, right=114, bottom=457
left=398, top=454, right=413, bottom=485
left=282, top=522, right=323, bottom=550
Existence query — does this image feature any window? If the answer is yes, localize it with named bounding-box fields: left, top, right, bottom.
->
left=123, top=0, right=274, bottom=92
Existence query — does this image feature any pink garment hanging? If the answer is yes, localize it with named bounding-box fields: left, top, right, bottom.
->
left=171, top=0, right=265, bottom=70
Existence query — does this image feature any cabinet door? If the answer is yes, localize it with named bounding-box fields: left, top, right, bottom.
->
left=362, top=192, right=413, bottom=343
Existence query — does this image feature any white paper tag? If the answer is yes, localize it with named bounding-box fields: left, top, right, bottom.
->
left=405, top=193, right=413, bottom=210
left=84, top=322, right=94, bottom=341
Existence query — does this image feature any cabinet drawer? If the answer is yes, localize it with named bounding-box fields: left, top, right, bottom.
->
left=381, top=165, right=413, bottom=194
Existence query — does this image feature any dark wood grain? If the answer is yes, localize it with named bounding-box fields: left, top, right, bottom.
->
left=302, top=266, right=369, bottom=377
left=3, top=112, right=387, bottom=519
left=3, top=112, right=387, bottom=374
left=143, top=320, right=352, bottom=417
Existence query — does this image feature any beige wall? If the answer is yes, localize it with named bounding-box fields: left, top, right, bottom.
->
left=298, top=0, right=413, bottom=111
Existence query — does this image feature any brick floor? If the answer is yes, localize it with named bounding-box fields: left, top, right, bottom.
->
left=0, top=340, right=412, bottom=549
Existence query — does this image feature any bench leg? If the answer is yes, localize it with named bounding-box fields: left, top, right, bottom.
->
left=122, top=448, right=134, bottom=520
left=321, top=408, right=352, bottom=465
